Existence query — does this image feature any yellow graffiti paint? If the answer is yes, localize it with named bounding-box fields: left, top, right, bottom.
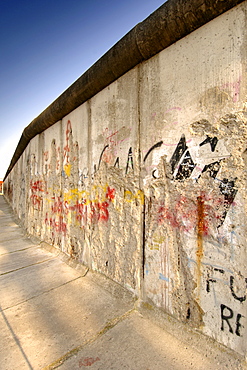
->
left=63, top=189, right=89, bottom=204
left=67, top=212, right=72, bottom=225
left=124, top=189, right=144, bottom=205
left=64, top=164, right=71, bottom=177
left=92, top=183, right=108, bottom=193
left=43, top=183, right=144, bottom=213
left=149, top=231, right=166, bottom=250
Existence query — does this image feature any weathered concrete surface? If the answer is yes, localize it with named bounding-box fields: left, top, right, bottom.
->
left=4, top=0, right=247, bottom=358
left=5, top=0, right=244, bottom=181
left=58, top=311, right=245, bottom=370
left=0, top=196, right=134, bottom=369
left=0, top=195, right=246, bottom=370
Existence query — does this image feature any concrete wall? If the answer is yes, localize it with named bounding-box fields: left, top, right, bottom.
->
left=4, top=1, right=247, bottom=357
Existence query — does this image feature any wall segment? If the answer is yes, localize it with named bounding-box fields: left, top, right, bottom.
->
left=4, top=0, right=245, bottom=180
left=4, top=0, right=247, bottom=357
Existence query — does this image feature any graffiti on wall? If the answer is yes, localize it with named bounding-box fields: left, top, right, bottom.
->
left=28, top=120, right=145, bottom=241
left=205, top=265, right=246, bottom=337
left=43, top=184, right=116, bottom=236
left=221, top=304, right=244, bottom=337
left=144, top=133, right=237, bottom=239
left=169, top=134, right=237, bottom=226
left=168, top=134, right=243, bottom=337
left=29, top=121, right=239, bottom=245
left=25, top=116, right=245, bottom=344
left=30, top=180, right=45, bottom=210
left=143, top=129, right=245, bottom=341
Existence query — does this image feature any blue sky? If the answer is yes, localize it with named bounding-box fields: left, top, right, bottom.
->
left=0, top=0, right=166, bottom=178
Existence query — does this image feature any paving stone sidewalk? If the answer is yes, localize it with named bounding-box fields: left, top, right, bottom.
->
left=0, top=195, right=246, bottom=370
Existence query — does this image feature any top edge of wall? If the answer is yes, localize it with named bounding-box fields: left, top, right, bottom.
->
left=4, top=0, right=245, bottom=180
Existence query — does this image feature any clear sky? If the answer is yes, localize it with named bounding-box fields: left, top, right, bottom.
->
left=0, top=0, right=166, bottom=179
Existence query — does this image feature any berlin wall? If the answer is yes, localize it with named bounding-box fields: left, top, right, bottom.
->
left=4, top=0, right=247, bottom=357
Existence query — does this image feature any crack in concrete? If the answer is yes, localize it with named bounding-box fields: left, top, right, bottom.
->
left=2, top=275, right=84, bottom=312
left=0, top=232, right=25, bottom=239
left=0, top=245, right=38, bottom=256
left=41, top=308, right=136, bottom=370
left=0, top=256, right=58, bottom=276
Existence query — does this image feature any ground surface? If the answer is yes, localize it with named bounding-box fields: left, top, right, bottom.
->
left=0, top=195, right=246, bottom=370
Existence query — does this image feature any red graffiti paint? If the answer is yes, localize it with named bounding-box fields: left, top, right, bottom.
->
left=99, top=201, right=109, bottom=221
left=30, top=194, right=42, bottom=209
left=64, top=120, right=72, bottom=163
left=79, top=357, right=100, bottom=367
left=56, top=146, right=61, bottom=170
left=44, top=185, right=116, bottom=233
left=157, top=205, right=180, bottom=229
left=90, top=201, right=109, bottom=223
left=56, top=216, right=67, bottom=234
left=30, top=180, right=46, bottom=210
left=51, top=197, right=69, bottom=215
left=157, top=192, right=227, bottom=236
left=45, top=213, right=67, bottom=235
left=30, top=180, right=45, bottom=192
left=88, top=187, right=115, bottom=224
left=73, top=201, right=88, bottom=225
left=45, top=212, right=48, bottom=224
left=43, top=151, right=49, bottom=162
left=106, top=186, right=115, bottom=201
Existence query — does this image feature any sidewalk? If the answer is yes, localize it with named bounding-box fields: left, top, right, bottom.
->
left=0, top=195, right=245, bottom=370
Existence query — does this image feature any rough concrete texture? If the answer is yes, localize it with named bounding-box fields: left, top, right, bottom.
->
left=0, top=195, right=246, bottom=370
left=4, top=1, right=247, bottom=357
left=5, top=0, right=244, bottom=180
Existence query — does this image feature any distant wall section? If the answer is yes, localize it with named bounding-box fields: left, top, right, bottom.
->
left=4, top=1, right=247, bottom=357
